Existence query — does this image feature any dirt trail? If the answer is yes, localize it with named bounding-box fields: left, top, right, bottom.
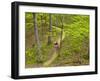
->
left=43, top=26, right=65, bottom=67
left=43, top=49, right=58, bottom=66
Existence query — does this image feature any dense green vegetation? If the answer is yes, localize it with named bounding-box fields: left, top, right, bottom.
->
left=25, top=12, right=89, bottom=68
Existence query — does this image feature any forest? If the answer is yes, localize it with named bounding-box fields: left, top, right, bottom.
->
left=25, top=12, right=89, bottom=68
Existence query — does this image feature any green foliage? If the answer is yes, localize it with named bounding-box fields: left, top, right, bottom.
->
left=25, top=47, right=37, bottom=65
left=25, top=12, right=89, bottom=67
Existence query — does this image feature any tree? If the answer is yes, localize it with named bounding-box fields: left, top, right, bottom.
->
left=33, top=13, right=42, bottom=62
left=61, top=15, right=64, bottom=43
left=41, top=15, right=43, bottom=35
left=59, top=15, right=64, bottom=56
left=48, top=14, right=52, bottom=44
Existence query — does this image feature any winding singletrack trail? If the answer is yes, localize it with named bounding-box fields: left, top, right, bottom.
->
left=43, top=26, right=65, bottom=67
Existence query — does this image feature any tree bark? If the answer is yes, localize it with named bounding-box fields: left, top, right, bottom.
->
left=33, top=13, right=42, bottom=62
left=48, top=14, right=52, bottom=45
left=39, top=15, right=44, bottom=42
left=59, top=15, right=64, bottom=56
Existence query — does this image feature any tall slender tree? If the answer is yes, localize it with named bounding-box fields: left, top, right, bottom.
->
left=40, top=15, right=44, bottom=42
left=33, top=13, right=42, bottom=62
left=59, top=15, right=64, bottom=56
left=61, top=15, right=64, bottom=42
left=48, top=14, right=52, bottom=45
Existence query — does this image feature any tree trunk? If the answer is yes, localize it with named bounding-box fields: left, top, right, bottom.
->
left=48, top=14, right=52, bottom=45
left=59, top=15, right=64, bottom=56
left=61, top=16, right=64, bottom=42
left=33, top=13, right=42, bottom=62
left=40, top=15, right=45, bottom=42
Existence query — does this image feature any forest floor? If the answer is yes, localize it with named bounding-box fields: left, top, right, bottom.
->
left=25, top=26, right=89, bottom=68
left=43, top=26, right=65, bottom=67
